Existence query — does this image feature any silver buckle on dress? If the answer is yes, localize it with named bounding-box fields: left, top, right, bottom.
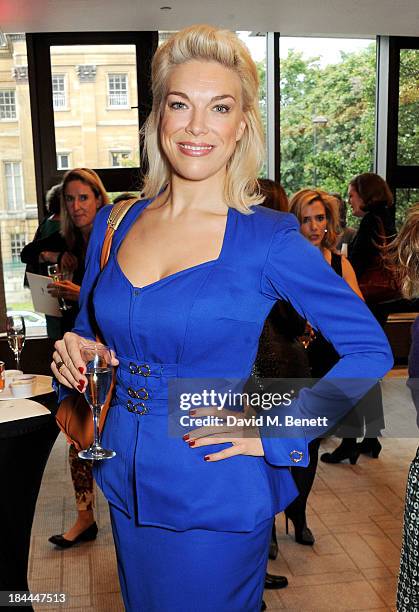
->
left=128, top=362, right=151, bottom=376
left=127, top=400, right=149, bottom=415
left=127, top=387, right=149, bottom=400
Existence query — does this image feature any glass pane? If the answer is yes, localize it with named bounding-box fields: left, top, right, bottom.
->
left=397, top=49, right=419, bottom=166
left=279, top=37, right=376, bottom=200
left=395, top=188, right=419, bottom=229
left=50, top=44, right=139, bottom=169
left=0, top=34, right=44, bottom=335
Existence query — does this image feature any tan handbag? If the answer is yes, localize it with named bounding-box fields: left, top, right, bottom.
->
left=55, top=197, right=138, bottom=450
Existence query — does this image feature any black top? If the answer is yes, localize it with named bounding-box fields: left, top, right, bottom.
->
left=348, top=205, right=396, bottom=278
left=254, top=252, right=345, bottom=380
left=255, top=300, right=310, bottom=379
left=20, top=230, right=88, bottom=331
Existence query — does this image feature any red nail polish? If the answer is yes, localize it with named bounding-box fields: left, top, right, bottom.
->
left=77, top=383, right=84, bottom=392
left=188, top=440, right=196, bottom=447
left=78, top=367, right=85, bottom=374
left=182, top=434, right=190, bottom=441
left=189, top=410, right=196, bottom=416
left=204, top=456, right=210, bottom=461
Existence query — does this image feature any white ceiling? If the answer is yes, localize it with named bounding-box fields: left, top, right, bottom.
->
left=2, top=0, right=419, bottom=37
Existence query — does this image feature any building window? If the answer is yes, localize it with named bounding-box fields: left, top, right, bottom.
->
left=52, top=74, right=66, bottom=110
left=0, top=89, right=16, bottom=119
left=57, top=153, right=70, bottom=170
left=110, top=151, right=131, bottom=167
left=10, top=232, right=26, bottom=263
left=108, top=74, right=128, bottom=107
left=4, top=162, right=24, bottom=211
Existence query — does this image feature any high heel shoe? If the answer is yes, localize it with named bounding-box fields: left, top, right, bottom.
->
left=48, top=522, right=98, bottom=548
left=264, top=573, right=288, bottom=590
left=357, top=438, right=382, bottom=458
left=285, top=514, right=315, bottom=546
left=320, top=439, right=360, bottom=465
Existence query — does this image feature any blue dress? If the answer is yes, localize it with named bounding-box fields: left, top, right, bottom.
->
left=68, top=198, right=392, bottom=611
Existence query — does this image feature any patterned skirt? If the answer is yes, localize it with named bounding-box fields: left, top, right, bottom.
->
left=397, top=446, right=419, bottom=612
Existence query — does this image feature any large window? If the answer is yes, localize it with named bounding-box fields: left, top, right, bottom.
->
left=28, top=31, right=157, bottom=193
left=108, top=73, right=128, bottom=108
left=0, top=31, right=158, bottom=328
left=0, top=34, right=37, bottom=319
left=52, top=74, right=67, bottom=110
left=47, top=44, right=141, bottom=171
left=5, top=162, right=24, bottom=210
left=279, top=37, right=376, bottom=206
left=0, top=89, right=16, bottom=119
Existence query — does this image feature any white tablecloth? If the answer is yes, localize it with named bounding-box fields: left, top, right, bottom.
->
left=0, top=398, right=51, bottom=424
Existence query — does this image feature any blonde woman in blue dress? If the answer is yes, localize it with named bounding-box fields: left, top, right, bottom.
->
left=51, top=25, right=392, bottom=612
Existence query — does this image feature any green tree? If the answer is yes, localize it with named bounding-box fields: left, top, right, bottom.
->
left=280, top=45, right=376, bottom=221
left=275, top=43, right=419, bottom=227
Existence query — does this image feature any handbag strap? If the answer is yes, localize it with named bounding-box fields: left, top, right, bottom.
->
left=100, top=197, right=139, bottom=270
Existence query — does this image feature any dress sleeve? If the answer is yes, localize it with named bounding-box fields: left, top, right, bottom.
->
left=55, top=205, right=111, bottom=404
left=259, top=214, right=393, bottom=466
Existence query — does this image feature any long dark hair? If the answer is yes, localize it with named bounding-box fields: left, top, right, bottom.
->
left=349, top=173, right=393, bottom=212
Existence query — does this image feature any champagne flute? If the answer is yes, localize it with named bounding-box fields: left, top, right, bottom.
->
left=6, top=315, right=26, bottom=371
left=78, top=344, right=115, bottom=460
left=47, top=263, right=71, bottom=311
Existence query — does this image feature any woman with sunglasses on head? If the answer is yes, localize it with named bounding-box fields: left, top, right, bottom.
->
left=51, top=26, right=392, bottom=611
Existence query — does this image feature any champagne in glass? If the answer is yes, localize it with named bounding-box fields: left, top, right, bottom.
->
left=47, top=264, right=71, bottom=311
left=6, top=315, right=26, bottom=371
left=78, top=344, right=115, bottom=460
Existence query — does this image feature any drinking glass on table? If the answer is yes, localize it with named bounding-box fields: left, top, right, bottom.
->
left=47, top=264, right=72, bottom=311
left=6, top=315, right=26, bottom=371
left=78, top=344, right=115, bottom=461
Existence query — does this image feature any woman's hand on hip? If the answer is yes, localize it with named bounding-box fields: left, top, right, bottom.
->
left=51, top=332, right=119, bottom=391
left=183, top=406, right=264, bottom=461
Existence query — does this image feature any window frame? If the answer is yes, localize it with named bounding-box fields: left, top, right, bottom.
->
left=0, top=88, right=17, bottom=121
left=107, top=73, right=129, bottom=109
left=56, top=152, right=71, bottom=170
left=110, top=150, right=132, bottom=167
left=10, top=231, right=27, bottom=263
left=52, top=73, right=68, bottom=111
left=4, top=161, right=24, bottom=211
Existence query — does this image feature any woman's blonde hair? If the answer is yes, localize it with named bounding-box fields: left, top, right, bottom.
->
left=141, top=24, right=265, bottom=213
left=60, top=168, right=110, bottom=248
left=289, top=188, right=341, bottom=251
left=385, top=203, right=419, bottom=299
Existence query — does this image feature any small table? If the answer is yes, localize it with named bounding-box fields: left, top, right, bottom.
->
left=0, top=377, right=59, bottom=596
